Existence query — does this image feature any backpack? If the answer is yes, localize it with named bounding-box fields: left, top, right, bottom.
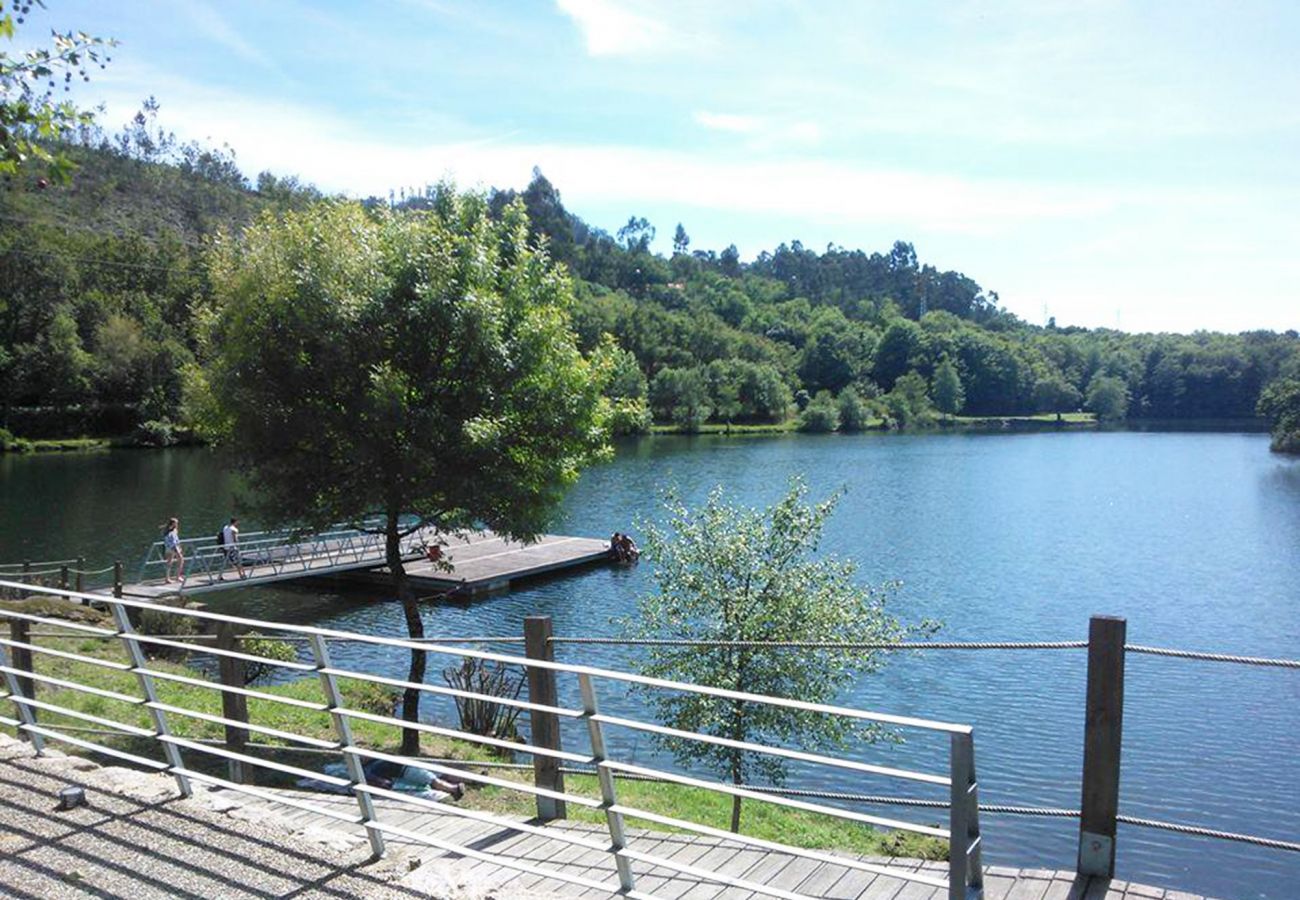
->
left=215, top=529, right=225, bottom=546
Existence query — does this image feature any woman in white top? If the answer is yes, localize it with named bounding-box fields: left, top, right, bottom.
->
left=162, top=517, right=184, bottom=583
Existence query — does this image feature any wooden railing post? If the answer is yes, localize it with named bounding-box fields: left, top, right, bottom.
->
left=1079, top=614, right=1126, bottom=877
left=216, top=621, right=250, bottom=784
left=75, top=558, right=84, bottom=595
left=524, top=615, right=566, bottom=820
left=8, top=619, right=35, bottom=741
left=59, top=565, right=69, bottom=591
left=113, top=561, right=123, bottom=599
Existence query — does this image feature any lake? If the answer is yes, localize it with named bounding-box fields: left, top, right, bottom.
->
left=1, top=431, right=1297, bottom=898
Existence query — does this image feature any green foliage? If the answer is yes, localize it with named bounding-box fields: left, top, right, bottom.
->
left=932, top=356, right=965, bottom=420
left=205, top=193, right=609, bottom=540
left=837, top=386, right=871, bottom=432
left=798, top=391, right=840, bottom=432
left=0, top=2, right=113, bottom=181
left=0, top=426, right=31, bottom=451
left=204, top=190, right=608, bottom=753
left=131, top=418, right=177, bottom=447
left=1033, top=373, right=1081, bottom=421
left=1086, top=375, right=1130, bottom=422
left=883, top=371, right=935, bottom=427
left=626, top=479, right=934, bottom=831
left=240, top=633, right=299, bottom=685
left=650, top=366, right=712, bottom=432
left=136, top=598, right=198, bottom=660
left=606, top=396, right=652, bottom=435
left=4, top=109, right=1299, bottom=441
left=1257, top=378, right=1300, bottom=454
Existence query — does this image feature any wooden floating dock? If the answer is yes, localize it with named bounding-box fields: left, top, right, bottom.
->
left=328, top=531, right=613, bottom=596
left=113, top=530, right=613, bottom=600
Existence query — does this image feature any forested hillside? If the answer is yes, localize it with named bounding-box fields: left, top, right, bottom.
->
left=2, top=111, right=1298, bottom=445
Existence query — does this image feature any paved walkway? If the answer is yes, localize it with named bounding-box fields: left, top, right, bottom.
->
left=0, top=736, right=1220, bottom=900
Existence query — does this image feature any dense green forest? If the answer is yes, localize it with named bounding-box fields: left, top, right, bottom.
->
left=2, top=105, right=1298, bottom=448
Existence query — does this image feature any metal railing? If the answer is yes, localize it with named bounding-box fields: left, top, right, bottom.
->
left=0, top=579, right=984, bottom=900
left=137, top=518, right=427, bottom=590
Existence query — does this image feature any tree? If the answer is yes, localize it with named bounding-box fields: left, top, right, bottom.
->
left=798, top=390, right=840, bottom=432
left=0, top=2, right=113, bottom=181
left=1085, top=375, right=1129, bottom=422
left=1257, top=378, right=1300, bottom=454
left=1032, top=373, right=1080, bottom=423
left=932, top=356, right=965, bottom=421
left=205, top=194, right=609, bottom=753
left=837, top=386, right=871, bottom=432
left=672, top=223, right=690, bottom=256
left=616, top=215, right=655, bottom=252
left=649, top=366, right=711, bottom=431
left=884, top=371, right=934, bottom=427
left=625, top=479, right=931, bottom=832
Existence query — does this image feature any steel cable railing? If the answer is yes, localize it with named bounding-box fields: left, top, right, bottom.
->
left=0, top=578, right=984, bottom=900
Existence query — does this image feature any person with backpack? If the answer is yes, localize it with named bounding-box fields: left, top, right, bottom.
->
left=218, top=517, right=247, bottom=580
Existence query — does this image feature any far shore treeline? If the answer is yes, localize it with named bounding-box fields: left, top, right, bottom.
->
left=2, top=103, right=1299, bottom=452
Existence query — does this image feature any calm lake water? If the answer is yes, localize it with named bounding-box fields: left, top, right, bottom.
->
left=2, top=431, right=1298, bottom=898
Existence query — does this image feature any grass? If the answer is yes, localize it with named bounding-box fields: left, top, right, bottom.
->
left=0, top=598, right=946, bottom=860
left=953, top=412, right=1096, bottom=426
left=650, top=421, right=799, bottom=435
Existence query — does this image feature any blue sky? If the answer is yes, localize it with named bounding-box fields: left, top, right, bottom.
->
left=30, top=0, right=1300, bottom=333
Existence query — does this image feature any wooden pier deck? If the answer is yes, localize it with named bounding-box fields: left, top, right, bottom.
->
left=114, top=531, right=612, bottom=600
left=227, top=787, right=1217, bottom=900
left=0, top=735, right=1220, bottom=900
left=330, top=531, right=613, bottom=595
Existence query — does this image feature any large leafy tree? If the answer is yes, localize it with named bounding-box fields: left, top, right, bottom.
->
left=204, top=191, right=609, bottom=753
left=626, top=479, right=931, bottom=832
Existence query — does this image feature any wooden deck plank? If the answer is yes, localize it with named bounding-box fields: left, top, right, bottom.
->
left=188, top=787, right=1214, bottom=900
left=115, top=529, right=611, bottom=598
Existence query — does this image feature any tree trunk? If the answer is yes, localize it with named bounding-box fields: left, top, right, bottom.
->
left=729, top=694, right=746, bottom=833
left=387, top=512, right=425, bottom=756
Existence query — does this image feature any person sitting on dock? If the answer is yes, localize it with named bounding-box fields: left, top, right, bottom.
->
left=162, top=517, right=184, bottom=583
left=618, top=532, right=640, bottom=562
left=608, top=532, right=624, bottom=561
left=219, top=517, right=247, bottom=581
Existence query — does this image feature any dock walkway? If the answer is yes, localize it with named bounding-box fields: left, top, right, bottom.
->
left=333, top=531, right=613, bottom=595
left=113, top=530, right=611, bottom=600
left=0, top=736, right=1221, bottom=900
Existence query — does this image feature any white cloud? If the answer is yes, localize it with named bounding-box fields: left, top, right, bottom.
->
left=177, top=0, right=276, bottom=71
left=694, top=111, right=763, bottom=134
left=694, top=110, right=823, bottom=148
left=555, top=0, right=669, bottom=56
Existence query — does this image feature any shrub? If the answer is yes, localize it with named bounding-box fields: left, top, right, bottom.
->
left=798, top=392, right=840, bottom=433
left=442, top=657, right=525, bottom=739
left=136, top=598, right=199, bottom=659
left=607, top=397, right=652, bottom=435
left=132, top=419, right=178, bottom=447
left=837, top=387, right=871, bottom=432
left=240, top=633, right=300, bottom=685
left=0, top=428, right=33, bottom=452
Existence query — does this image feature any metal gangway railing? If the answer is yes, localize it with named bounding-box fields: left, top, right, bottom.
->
left=137, top=518, right=427, bottom=591
left=0, top=579, right=984, bottom=900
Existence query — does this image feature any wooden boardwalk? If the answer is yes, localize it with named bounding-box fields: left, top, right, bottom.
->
left=332, top=531, right=613, bottom=595
left=227, top=788, right=1219, bottom=900
left=115, top=531, right=611, bottom=600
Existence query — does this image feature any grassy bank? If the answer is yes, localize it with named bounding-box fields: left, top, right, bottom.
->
left=953, top=412, right=1096, bottom=426
left=0, top=599, right=945, bottom=860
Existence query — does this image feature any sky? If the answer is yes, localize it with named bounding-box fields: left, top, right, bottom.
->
left=22, top=0, right=1300, bottom=334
